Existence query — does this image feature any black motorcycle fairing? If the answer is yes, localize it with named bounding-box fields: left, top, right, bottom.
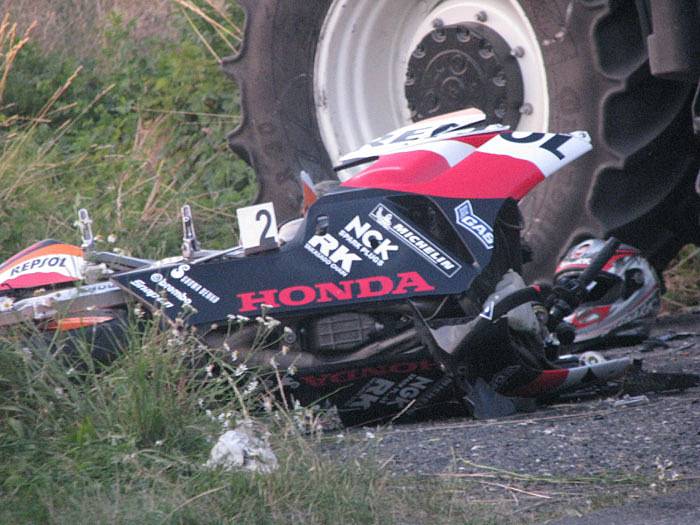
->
left=111, top=188, right=511, bottom=327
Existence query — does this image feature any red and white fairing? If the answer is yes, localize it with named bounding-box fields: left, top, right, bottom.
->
left=510, top=357, right=634, bottom=397
left=338, top=110, right=592, bottom=200
left=0, top=240, right=84, bottom=292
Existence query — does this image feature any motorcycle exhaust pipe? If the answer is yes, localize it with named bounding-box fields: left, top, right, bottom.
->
left=204, top=327, right=419, bottom=370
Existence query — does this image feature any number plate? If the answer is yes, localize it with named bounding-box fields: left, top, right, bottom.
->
left=236, top=202, right=279, bottom=252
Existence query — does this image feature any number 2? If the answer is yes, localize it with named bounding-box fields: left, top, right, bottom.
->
left=256, top=209, right=274, bottom=245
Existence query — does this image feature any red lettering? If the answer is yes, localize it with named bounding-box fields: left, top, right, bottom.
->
left=360, top=365, right=388, bottom=379
left=236, top=273, right=434, bottom=312
left=316, top=281, right=353, bottom=303
left=392, top=271, right=435, bottom=295
left=300, top=361, right=433, bottom=387
left=279, top=285, right=316, bottom=306
left=300, top=374, right=329, bottom=388
left=356, top=276, right=393, bottom=298
left=329, top=369, right=360, bottom=384
left=389, top=362, right=418, bottom=374
left=237, top=289, right=280, bottom=312
left=417, top=359, right=434, bottom=372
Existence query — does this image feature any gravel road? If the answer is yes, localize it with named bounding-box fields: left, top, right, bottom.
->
left=321, top=313, right=700, bottom=523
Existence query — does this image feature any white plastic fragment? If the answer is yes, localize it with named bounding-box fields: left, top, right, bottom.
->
left=205, top=421, right=278, bottom=473
left=610, top=394, right=649, bottom=408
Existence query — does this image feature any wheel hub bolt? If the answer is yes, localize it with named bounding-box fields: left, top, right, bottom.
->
left=519, top=103, right=533, bottom=115
left=475, top=11, right=488, bottom=22
left=510, top=46, right=525, bottom=58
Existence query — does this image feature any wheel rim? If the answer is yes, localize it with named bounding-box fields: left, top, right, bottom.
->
left=315, top=0, right=549, bottom=163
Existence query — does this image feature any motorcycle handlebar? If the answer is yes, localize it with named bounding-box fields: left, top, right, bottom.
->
left=576, top=236, right=621, bottom=290
left=546, top=236, right=621, bottom=331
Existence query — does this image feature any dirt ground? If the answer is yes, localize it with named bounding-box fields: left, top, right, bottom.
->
left=321, top=312, right=700, bottom=524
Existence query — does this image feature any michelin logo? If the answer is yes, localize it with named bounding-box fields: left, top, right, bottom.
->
left=370, top=204, right=462, bottom=278
left=454, top=201, right=494, bottom=250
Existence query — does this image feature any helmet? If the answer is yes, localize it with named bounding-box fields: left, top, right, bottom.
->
left=554, top=239, right=661, bottom=347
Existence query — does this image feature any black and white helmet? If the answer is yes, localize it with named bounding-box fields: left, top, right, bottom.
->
left=554, top=239, right=661, bottom=347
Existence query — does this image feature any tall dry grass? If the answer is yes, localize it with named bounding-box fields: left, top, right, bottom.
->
left=0, top=0, right=176, bottom=59
left=0, top=2, right=253, bottom=259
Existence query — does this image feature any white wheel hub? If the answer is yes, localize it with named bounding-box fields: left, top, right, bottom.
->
left=315, top=0, right=549, bottom=163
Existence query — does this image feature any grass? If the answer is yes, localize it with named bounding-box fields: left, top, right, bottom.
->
left=662, top=245, right=700, bottom=312
left=0, top=1, right=254, bottom=260
left=0, top=321, right=396, bottom=524
left=0, top=319, right=535, bottom=524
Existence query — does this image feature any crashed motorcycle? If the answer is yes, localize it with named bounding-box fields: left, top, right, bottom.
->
left=0, top=111, right=690, bottom=425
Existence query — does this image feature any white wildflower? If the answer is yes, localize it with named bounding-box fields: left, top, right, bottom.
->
left=231, top=350, right=239, bottom=362
left=269, top=356, right=278, bottom=369
left=256, top=312, right=280, bottom=329
left=107, top=234, right=117, bottom=244
left=287, top=364, right=297, bottom=376
left=263, top=396, right=274, bottom=413
left=0, top=297, right=14, bottom=311
left=243, top=379, right=259, bottom=396
left=155, top=439, right=164, bottom=447
left=206, top=363, right=215, bottom=378
left=365, top=431, right=376, bottom=439
left=234, top=363, right=248, bottom=377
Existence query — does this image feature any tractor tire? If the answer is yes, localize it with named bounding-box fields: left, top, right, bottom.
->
left=222, top=0, right=699, bottom=280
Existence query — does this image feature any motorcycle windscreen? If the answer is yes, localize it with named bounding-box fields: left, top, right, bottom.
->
left=0, top=240, right=84, bottom=291
left=342, top=131, right=592, bottom=200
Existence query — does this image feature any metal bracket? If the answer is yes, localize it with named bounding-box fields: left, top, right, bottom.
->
left=78, top=208, right=95, bottom=255
left=181, top=204, right=200, bottom=259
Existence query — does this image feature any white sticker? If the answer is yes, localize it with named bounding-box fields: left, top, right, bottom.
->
left=236, top=202, right=279, bottom=251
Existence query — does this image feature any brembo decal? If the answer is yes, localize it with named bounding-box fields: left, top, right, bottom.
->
left=236, top=271, right=435, bottom=313
left=150, top=272, right=192, bottom=305
left=129, top=279, right=175, bottom=309
left=370, top=204, right=462, bottom=277
left=454, top=200, right=494, bottom=250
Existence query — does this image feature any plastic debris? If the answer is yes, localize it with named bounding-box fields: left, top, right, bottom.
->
left=657, top=331, right=698, bottom=342
left=641, top=331, right=698, bottom=353
left=610, top=394, right=649, bottom=408
left=205, top=421, right=278, bottom=473
left=579, top=351, right=606, bottom=366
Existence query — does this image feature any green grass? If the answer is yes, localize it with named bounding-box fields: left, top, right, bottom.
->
left=0, top=322, right=394, bottom=524
left=0, top=1, right=254, bottom=260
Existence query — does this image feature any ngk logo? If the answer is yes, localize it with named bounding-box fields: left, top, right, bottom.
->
left=338, top=216, right=399, bottom=267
